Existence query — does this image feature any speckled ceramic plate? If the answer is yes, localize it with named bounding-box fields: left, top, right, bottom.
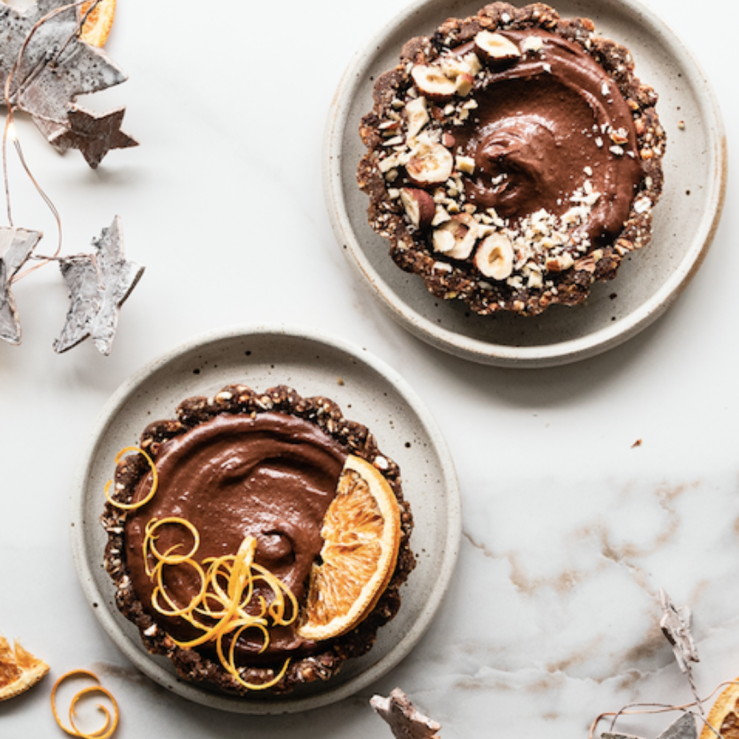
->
left=324, top=0, right=726, bottom=368
left=70, top=325, right=460, bottom=714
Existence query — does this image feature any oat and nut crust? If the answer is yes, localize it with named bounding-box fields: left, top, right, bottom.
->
left=101, top=384, right=415, bottom=696
left=357, top=2, right=665, bottom=315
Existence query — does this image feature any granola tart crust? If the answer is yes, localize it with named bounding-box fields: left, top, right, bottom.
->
left=357, top=1, right=666, bottom=316
left=101, top=383, right=415, bottom=696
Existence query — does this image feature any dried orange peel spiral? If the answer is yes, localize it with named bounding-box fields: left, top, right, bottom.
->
left=51, top=669, right=119, bottom=739
left=143, top=517, right=200, bottom=573
left=145, top=518, right=207, bottom=619
left=104, top=446, right=158, bottom=511
left=142, top=521, right=298, bottom=690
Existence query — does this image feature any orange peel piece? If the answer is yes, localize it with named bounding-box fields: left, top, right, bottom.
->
left=0, top=635, right=49, bottom=701
left=51, top=669, right=119, bottom=739
left=79, top=0, right=116, bottom=47
left=297, top=454, right=401, bottom=641
left=104, top=446, right=158, bottom=511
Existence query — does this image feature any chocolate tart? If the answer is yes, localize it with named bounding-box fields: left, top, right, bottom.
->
left=357, top=2, right=665, bottom=316
left=101, top=384, right=415, bottom=695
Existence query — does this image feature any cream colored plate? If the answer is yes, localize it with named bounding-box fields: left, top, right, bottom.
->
left=324, top=0, right=727, bottom=367
left=70, top=325, right=460, bottom=714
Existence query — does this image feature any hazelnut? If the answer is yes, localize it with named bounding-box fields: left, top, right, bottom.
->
left=473, top=233, right=514, bottom=280
left=410, top=65, right=456, bottom=101
left=474, top=31, right=521, bottom=65
left=399, top=188, right=436, bottom=229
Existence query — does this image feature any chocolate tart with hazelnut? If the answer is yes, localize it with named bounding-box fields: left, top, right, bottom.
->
left=357, top=2, right=665, bottom=316
left=101, top=384, right=415, bottom=695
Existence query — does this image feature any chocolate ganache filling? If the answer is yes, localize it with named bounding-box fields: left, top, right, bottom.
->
left=125, top=412, right=348, bottom=661
left=454, top=29, right=641, bottom=245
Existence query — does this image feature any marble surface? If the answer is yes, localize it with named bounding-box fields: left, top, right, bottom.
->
left=0, top=0, right=736, bottom=736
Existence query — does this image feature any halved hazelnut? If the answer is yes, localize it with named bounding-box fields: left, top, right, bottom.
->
left=474, top=31, right=521, bottom=65
left=406, top=139, right=454, bottom=186
left=440, top=56, right=470, bottom=80
left=432, top=213, right=479, bottom=260
left=474, top=233, right=514, bottom=280
left=405, top=96, right=429, bottom=140
left=400, top=187, right=436, bottom=229
left=439, top=56, right=477, bottom=97
left=410, top=65, right=457, bottom=101
left=432, top=228, right=456, bottom=254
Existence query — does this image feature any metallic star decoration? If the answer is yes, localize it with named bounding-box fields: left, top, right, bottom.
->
left=0, top=226, right=42, bottom=345
left=49, top=105, right=138, bottom=168
left=0, top=0, right=127, bottom=148
left=602, top=713, right=697, bottom=739
left=660, top=589, right=699, bottom=674
left=371, top=689, right=442, bottom=739
left=54, top=216, right=143, bottom=355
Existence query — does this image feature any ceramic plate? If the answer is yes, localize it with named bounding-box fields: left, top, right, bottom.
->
left=70, top=325, right=460, bottom=714
left=324, top=0, right=727, bottom=368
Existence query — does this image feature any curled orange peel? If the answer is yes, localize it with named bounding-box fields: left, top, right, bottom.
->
left=222, top=626, right=291, bottom=690
left=51, top=670, right=119, bottom=739
left=151, top=558, right=207, bottom=618
left=104, top=447, right=158, bottom=511
left=143, top=524, right=298, bottom=690
left=143, top=517, right=200, bottom=576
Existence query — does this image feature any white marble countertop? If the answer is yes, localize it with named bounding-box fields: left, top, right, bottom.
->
left=0, top=0, right=736, bottom=736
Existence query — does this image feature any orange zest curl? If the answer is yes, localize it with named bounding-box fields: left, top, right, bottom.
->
left=143, top=517, right=200, bottom=573
left=152, top=558, right=207, bottom=618
left=104, top=446, right=158, bottom=511
left=51, top=669, right=119, bottom=739
left=142, top=517, right=208, bottom=616
left=144, top=526, right=299, bottom=691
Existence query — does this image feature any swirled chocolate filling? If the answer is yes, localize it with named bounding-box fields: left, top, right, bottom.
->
left=124, top=412, right=348, bottom=662
left=453, top=29, right=642, bottom=245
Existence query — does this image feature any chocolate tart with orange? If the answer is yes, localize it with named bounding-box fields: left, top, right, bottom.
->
left=101, top=384, right=415, bottom=695
left=357, top=2, right=665, bottom=316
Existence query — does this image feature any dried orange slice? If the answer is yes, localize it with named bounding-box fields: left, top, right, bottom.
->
left=80, top=0, right=116, bottom=47
left=0, top=636, right=49, bottom=701
left=700, top=679, right=739, bottom=739
left=297, top=454, right=401, bottom=641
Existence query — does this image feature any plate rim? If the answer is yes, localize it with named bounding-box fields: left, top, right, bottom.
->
left=69, top=323, right=462, bottom=714
left=322, top=0, right=728, bottom=368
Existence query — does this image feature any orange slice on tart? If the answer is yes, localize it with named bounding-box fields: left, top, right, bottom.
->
left=79, top=0, right=116, bottom=47
left=0, top=636, right=50, bottom=701
left=701, top=679, right=739, bottom=739
left=297, top=454, right=401, bottom=642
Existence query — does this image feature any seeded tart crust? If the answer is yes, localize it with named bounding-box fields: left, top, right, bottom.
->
left=357, top=2, right=666, bottom=316
left=101, top=384, right=415, bottom=695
